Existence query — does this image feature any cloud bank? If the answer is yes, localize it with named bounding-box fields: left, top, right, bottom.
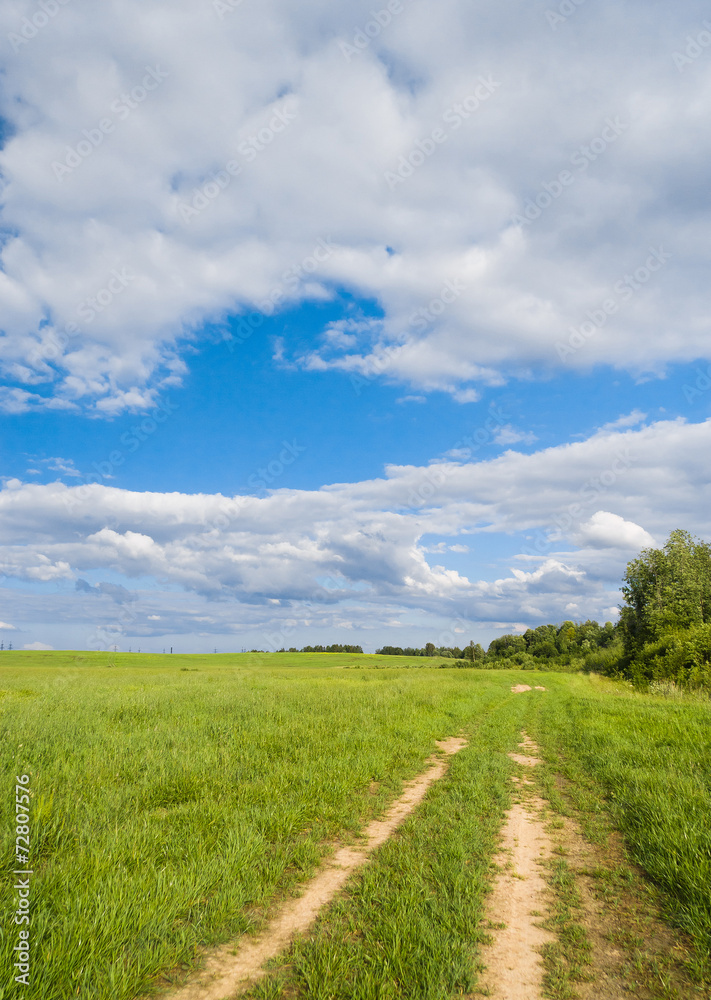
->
left=1, top=417, right=708, bottom=644
left=1, top=0, right=710, bottom=412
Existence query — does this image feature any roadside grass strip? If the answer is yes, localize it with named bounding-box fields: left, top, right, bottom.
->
left=534, top=778, right=707, bottom=1000
left=530, top=673, right=711, bottom=995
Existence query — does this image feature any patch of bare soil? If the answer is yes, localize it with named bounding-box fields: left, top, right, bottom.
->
left=475, top=734, right=555, bottom=999
left=157, top=737, right=467, bottom=1000
left=511, top=684, right=533, bottom=693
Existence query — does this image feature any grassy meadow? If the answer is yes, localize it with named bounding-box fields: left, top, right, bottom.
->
left=1, top=651, right=709, bottom=999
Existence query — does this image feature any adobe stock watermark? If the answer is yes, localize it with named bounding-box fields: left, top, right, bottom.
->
left=200, top=494, right=251, bottom=534
left=86, top=596, right=140, bottom=654
left=405, top=402, right=511, bottom=510
left=52, top=66, right=169, bottom=181
left=213, top=0, right=244, bottom=18
left=246, top=440, right=307, bottom=495
left=259, top=590, right=349, bottom=654
left=545, top=0, right=586, bottom=31
left=78, top=267, right=136, bottom=324
left=29, top=266, right=137, bottom=369
left=8, top=0, right=72, bottom=54
left=555, top=246, right=671, bottom=361
left=61, top=397, right=180, bottom=514
left=12, top=774, right=33, bottom=987
left=672, top=21, right=711, bottom=71
left=408, top=278, right=469, bottom=332
left=339, top=1, right=409, bottom=61
left=521, top=449, right=637, bottom=558
left=435, top=616, right=473, bottom=653
left=237, top=104, right=297, bottom=161
left=350, top=274, right=468, bottom=395
left=262, top=615, right=309, bottom=654
left=511, top=117, right=628, bottom=227
left=177, top=103, right=296, bottom=224
left=682, top=364, right=711, bottom=405
left=385, top=78, right=501, bottom=190
left=220, top=237, right=337, bottom=350
left=177, top=159, right=243, bottom=224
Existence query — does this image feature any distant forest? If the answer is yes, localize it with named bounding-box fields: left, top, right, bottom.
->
left=375, top=530, right=711, bottom=690
left=268, top=644, right=364, bottom=654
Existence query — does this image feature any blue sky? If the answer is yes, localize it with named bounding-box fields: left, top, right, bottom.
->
left=1, top=0, right=710, bottom=652
left=3, top=326, right=710, bottom=497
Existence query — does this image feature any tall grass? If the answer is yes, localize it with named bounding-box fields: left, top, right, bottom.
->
left=0, top=652, right=514, bottom=1000
left=2, top=655, right=709, bottom=998
left=531, top=673, right=711, bottom=961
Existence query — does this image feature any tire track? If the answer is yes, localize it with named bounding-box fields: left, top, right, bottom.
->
left=157, top=737, right=468, bottom=1000
left=477, top=731, right=555, bottom=1000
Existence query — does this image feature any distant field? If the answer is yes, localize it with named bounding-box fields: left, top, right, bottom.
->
left=1, top=652, right=709, bottom=999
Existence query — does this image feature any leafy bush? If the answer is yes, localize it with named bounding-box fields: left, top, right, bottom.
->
left=627, top=624, right=711, bottom=690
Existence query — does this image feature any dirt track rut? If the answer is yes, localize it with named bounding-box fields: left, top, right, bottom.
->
left=476, top=732, right=554, bottom=1000
left=159, top=737, right=467, bottom=1000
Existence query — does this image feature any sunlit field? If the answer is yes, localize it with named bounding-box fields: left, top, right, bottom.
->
left=1, top=652, right=709, bottom=999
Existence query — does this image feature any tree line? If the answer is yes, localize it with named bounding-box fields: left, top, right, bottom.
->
left=268, top=644, right=364, bottom=654
left=374, top=530, right=711, bottom=690
left=375, top=642, right=485, bottom=660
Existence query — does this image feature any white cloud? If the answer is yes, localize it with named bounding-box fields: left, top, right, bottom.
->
left=573, top=511, right=656, bottom=551
left=0, top=417, right=707, bottom=638
left=23, top=642, right=54, bottom=651
left=493, top=424, right=538, bottom=446
left=0, top=387, right=79, bottom=415
left=600, top=410, right=648, bottom=432
left=452, top=388, right=481, bottom=404
left=44, top=457, right=83, bottom=479
left=0, top=1, right=709, bottom=410
left=0, top=621, right=18, bottom=630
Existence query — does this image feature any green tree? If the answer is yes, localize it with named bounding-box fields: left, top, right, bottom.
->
left=487, top=634, right=526, bottom=658
left=619, top=529, right=711, bottom=654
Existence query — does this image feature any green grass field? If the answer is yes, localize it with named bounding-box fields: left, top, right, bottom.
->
left=1, top=652, right=710, bottom=999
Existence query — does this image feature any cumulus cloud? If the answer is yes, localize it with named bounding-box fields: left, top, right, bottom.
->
left=0, top=1, right=709, bottom=411
left=573, top=511, right=656, bottom=551
left=0, top=621, right=18, bottom=630
left=0, top=417, right=707, bottom=639
left=23, top=642, right=54, bottom=650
